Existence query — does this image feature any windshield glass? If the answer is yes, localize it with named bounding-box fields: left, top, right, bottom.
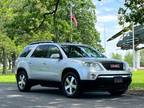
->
left=61, top=45, right=105, bottom=58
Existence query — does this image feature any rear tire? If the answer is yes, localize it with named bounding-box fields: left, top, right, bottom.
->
left=16, top=70, right=31, bottom=92
left=62, top=72, right=80, bottom=98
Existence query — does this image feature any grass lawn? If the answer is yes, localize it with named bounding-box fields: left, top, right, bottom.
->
left=0, top=70, right=144, bottom=90
left=0, top=74, right=16, bottom=83
left=130, top=70, right=144, bottom=90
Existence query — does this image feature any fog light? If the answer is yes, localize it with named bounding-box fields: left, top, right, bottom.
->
left=90, top=73, right=96, bottom=80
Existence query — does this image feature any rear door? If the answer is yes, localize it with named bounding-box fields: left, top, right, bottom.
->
left=28, top=45, right=49, bottom=79
left=28, top=44, right=63, bottom=81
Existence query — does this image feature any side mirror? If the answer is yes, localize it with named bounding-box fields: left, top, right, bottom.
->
left=50, top=53, right=62, bottom=59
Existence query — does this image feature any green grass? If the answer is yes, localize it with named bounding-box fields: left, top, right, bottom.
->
left=0, top=74, right=16, bottom=83
left=0, top=70, right=144, bottom=90
left=130, top=70, right=144, bottom=90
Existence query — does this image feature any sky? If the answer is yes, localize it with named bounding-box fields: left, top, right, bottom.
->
left=93, top=0, right=127, bottom=57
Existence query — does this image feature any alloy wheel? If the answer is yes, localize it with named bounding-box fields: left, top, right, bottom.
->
left=64, top=75, right=78, bottom=95
left=18, top=74, right=26, bottom=90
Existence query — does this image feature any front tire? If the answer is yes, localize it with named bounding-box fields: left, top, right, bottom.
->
left=16, top=71, right=31, bottom=92
left=62, top=72, right=80, bottom=98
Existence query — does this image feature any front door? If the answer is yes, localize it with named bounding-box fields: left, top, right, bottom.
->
left=41, top=45, right=63, bottom=81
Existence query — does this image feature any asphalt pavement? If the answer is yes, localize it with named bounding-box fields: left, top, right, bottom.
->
left=0, top=84, right=144, bottom=108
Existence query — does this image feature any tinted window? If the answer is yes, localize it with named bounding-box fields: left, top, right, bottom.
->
left=61, top=45, right=70, bottom=56
left=20, top=46, right=32, bottom=57
left=47, top=45, right=61, bottom=58
left=31, top=45, right=49, bottom=58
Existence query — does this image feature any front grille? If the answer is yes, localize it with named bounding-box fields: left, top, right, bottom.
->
left=101, top=61, right=124, bottom=71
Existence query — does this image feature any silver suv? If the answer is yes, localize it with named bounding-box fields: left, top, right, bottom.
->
left=15, top=41, right=132, bottom=97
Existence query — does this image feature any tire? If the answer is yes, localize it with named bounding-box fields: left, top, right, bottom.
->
left=62, top=72, right=80, bottom=98
left=16, top=70, right=31, bottom=92
left=109, top=89, right=127, bottom=96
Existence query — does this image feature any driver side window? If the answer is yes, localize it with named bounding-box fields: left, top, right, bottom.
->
left=47, top=45, right=61, bottom=58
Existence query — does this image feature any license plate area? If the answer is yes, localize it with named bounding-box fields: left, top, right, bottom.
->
left=114, top=77, right=123, bottom=83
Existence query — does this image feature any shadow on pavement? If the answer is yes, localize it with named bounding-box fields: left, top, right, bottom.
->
left=29, top=86, right=124, bottom=99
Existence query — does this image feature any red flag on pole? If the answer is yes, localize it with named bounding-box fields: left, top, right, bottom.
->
left=70, top=15, right=78, bottom=27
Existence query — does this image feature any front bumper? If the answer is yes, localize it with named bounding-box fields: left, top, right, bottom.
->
left=80, top=74, right=132, bottom=91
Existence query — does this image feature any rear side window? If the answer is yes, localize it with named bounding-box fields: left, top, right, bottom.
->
left=31, top=45, right=49, bottom=58
left=31, top=45, right=61, bottom=58
left=20, top=46, right=32, bottom=57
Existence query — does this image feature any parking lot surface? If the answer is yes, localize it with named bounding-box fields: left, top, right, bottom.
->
left=0, top=84, right=144, bottom=108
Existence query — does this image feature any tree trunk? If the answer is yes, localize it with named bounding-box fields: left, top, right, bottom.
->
left=12, top=52, right=16, bottom=73
left=2, top=48, right=7, bottom=75
left=8, top=58, right=12, bottom=70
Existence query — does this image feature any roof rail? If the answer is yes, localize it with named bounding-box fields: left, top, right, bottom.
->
left=29, top=41, right=54, bottom=45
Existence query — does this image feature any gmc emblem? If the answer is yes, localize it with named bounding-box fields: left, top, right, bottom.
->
left=110, top=64, right=120, bottom=68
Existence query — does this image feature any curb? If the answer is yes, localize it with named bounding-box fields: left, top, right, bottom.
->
left=127, top=89, right=144, bottom=96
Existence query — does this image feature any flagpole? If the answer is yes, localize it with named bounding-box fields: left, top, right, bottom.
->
left=70, top=3, right=73, bottom=42
left=103, top=24, right=106, bottom=55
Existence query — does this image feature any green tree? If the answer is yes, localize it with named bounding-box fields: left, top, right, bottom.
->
left=4, top=0, right=103, bottom=51
left=0, top=0, right=59, bottom=73
left=124, top=52, right=133, bottom=67
left=0, top=32, right=16, bottom=74
left=118, top=0, right=144, bottom=25
left=112, top=53, right=122, bottom=60
left=55, top=0, right=102, bottom=50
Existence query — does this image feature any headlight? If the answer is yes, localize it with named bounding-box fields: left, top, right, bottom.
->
left=83, top=62, right=103, bottom=80
left=123, top=62, right=130, bottom=71
left=83, top=62, right=103, bottom=71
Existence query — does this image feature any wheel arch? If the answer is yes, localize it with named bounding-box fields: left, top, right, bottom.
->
left=17, top=67, right=28, bottom=77
left=61, top=68, right=80, bottom=80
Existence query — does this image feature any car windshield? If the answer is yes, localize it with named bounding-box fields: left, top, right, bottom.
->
left=61, top=45, right=105, bottom=58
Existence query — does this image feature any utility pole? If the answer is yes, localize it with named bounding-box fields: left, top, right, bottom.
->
left=103, top=24, right=107, bottom=55
left=132, top=22, right=136, bottom=70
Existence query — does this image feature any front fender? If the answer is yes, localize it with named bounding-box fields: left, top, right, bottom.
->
left=61, top=60, right=89, bottom=80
